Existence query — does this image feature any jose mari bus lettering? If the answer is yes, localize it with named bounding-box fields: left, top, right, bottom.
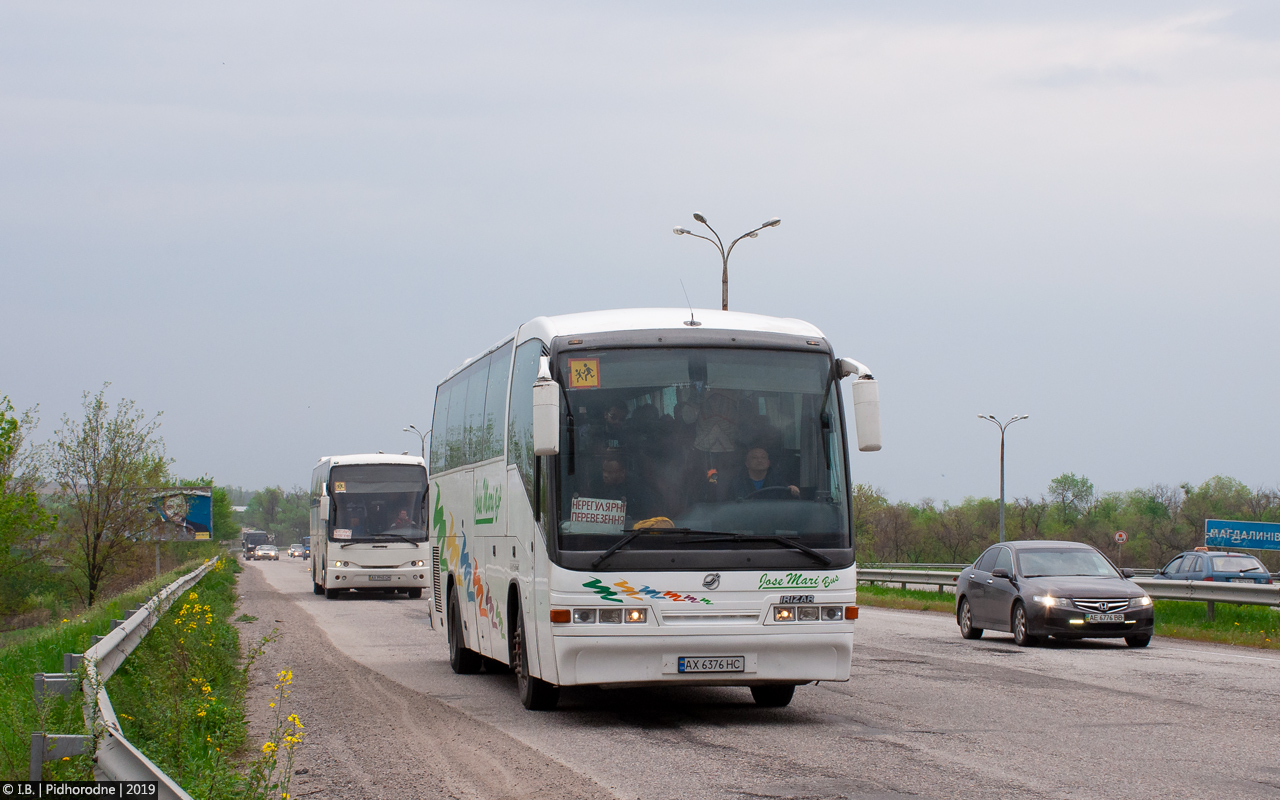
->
left=758, top=573, right=840, bottom=590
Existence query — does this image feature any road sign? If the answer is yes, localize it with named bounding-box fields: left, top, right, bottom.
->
left=1114, top=530, right=1128, bottom=544
left=1205, top=519, right=1280, bottom=551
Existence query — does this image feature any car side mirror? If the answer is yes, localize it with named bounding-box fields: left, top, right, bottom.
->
left=991, top=567, right=1010, bottom=579
left=1121, top=568, right=1135, bottom=578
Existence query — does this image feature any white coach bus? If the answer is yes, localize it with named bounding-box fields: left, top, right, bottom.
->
left=428, top=309, right=880, bottom=709
left=309, top=454, right=432, bottom=599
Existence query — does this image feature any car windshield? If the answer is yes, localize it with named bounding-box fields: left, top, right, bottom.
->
left=330, top=463, right=428, bottom=542
left=555, top=348, right=850, bottom=553
left=1211, top=555, right=1265, bottom=572
left=1019, top=549, right=1120, bottom=578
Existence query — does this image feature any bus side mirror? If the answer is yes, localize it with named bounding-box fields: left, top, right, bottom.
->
left=319, top=495, right=330, bottom=521
left=838, top=358, right=882, bottom=453
left=850, top=378, right=881, bottom=452
left=532, top=356, right=561, bottom=456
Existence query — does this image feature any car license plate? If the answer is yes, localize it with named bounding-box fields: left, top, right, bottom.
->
left=779, top=595, right=814, bottom=604
left=1231, top=578, right=1255, bottom=583
left=368, top=575, right=391, bottom=582
left=678, top=656, right=745, bottom=673
left=1086, top=613, right=1125, bottom=623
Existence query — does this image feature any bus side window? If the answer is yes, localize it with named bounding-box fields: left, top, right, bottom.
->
left=508, top=339, right=546, bottom=508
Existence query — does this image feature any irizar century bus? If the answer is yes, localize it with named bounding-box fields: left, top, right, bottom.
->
left=310, top=454, right=431, bottom=599
left=428, top=309, right=880, bottom=709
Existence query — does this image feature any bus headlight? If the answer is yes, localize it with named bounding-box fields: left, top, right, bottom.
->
left=624, top=608, right=647, bottom=623
left=572, top=608, right=597, bottom=624
left=599, top=608, right=622, bottom=624
left=821, top=606, right=844, bottom=621
left=798, top=606, right=820, bottom=621
left=774, top=606, right=796, bottom=622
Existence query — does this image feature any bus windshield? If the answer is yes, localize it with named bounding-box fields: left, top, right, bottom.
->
left=329, top=464, right=428, bottom=543
left=556, top=348, right=849, bottom=553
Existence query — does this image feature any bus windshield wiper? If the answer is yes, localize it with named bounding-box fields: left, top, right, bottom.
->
left=340, top=532, right=421, bottom=548
left=590, top=527, right=697, bottom=568
left=680, top=532, right=834, bottom=567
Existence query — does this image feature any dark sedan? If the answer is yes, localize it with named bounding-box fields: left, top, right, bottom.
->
left=955, top=540, right=1155, bottom=648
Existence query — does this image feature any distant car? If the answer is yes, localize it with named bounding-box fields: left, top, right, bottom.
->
left=955, top=540, right=1155, bottom=648
left=1153, top=550, right=1273, bottom=584
left=288, top=544, right=304, bottom=558
left=255, top=545, right=279, bottom=561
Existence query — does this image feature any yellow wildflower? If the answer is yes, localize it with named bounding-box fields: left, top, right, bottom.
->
left=262, top=741, right=276, bottom=754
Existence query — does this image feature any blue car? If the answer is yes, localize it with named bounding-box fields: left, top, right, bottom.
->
left=1153, top=549, right=1273, bottom=584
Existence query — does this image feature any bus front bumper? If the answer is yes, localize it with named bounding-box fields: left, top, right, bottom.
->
left=327, top=567, right=429, bottom=589
left=550, top=630, right=854, bottom=687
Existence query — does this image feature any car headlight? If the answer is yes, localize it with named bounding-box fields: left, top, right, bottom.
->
left=1033, top=595, right=1072, bottom=608
left=1131, top=595, right=1152, bottom=607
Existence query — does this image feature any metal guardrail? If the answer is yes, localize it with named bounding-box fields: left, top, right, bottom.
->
left=858, top=567, right=1280, bottom=612
left=82, top=558, right=219, bottom=798
left=29, top=559, right=219, bottom=795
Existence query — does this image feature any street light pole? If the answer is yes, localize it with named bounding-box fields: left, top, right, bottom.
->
left=978, top=414, right=1029, bottom=543
left=674, top=213, right=781, bottom=311
left=402, top=425, right=429, bottom=461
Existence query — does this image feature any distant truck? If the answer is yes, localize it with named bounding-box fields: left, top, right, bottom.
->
left=242, top=530, right=270, bottom=559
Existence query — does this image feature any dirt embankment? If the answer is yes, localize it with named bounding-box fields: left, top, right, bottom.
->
left=235, top=565, right=613, bottom=800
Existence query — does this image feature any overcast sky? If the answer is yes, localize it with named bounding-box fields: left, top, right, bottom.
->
left=4, top=2, right=1278, bottom=504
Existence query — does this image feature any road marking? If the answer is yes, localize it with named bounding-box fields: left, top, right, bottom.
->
left=1158, top=646, right=1280, bottom=664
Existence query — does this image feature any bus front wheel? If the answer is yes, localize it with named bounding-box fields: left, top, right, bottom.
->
left=513, top=606, right=559, bottom=711
left=448, top=592, right=482, bottom=674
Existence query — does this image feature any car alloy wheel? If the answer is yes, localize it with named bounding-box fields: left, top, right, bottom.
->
left=1012, top=602, right=1038, bottom=647
left=959, top=598, right=983, bottom=640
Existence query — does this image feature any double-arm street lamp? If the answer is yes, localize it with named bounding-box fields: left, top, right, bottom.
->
left=402, top=424, right=429, bottom=461
left=978, top=414, right=1029, bottom=543
left=674, top=213, right=781, bottom=311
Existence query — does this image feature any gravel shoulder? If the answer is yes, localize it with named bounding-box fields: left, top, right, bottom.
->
left=235, top=562, right=614, bottom=800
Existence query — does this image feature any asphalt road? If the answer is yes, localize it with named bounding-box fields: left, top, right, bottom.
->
left=247, top=557, right=1280, bottom=800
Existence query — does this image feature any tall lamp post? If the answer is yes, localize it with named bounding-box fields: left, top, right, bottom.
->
left=402, top=425, right=429, bottom=461
left=674, top=213, right=781, bottom=311
left=978, top=414, right=1029, bottom=543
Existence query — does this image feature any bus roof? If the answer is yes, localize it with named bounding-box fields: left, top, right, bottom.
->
left=445, top=308, right=827, bottom=382
left=315, top=454, right=426, bottom=467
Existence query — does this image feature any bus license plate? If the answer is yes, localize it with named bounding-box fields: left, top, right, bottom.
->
left=1086, top=613, right=1124, bottom=623
left=779, top=595, right=814, bottom=604
left=678, top=656, right=745, bottom=673
left=368, top=575, right=391, bottom=582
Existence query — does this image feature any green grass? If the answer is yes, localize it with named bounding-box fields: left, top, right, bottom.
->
left=105, top=557, right=246, bottom=799
left=0, top=558, right=215, bottom=780
left=1153, top=599, right=1280, bottom=650
left=858, top=583, right=957, bottom=614
left=858, top=584, right=1280, bottom=650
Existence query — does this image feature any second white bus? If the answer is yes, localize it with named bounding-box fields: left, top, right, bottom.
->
left=310, top=454, right=432, bottom=599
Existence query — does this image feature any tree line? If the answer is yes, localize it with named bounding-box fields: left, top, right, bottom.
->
left=852, top=473, right=1280, bottom=571
left=0, top=386, right=237, bottom=628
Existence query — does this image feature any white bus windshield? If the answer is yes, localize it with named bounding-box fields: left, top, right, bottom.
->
left=557, top=348, right=850, bottom=552
left=330, top=464, right=428, bottom=542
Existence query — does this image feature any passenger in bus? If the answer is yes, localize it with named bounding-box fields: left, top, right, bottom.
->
left=346, top=509, right=367, bottom=537
left=596, top=453, right=655, bottom=521
left=731, top=447, right=800, bottom=499
left=390, top=509, right=413, bottom=529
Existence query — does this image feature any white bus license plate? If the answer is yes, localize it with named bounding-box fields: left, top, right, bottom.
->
left=1085, top=613, right=1124, bottom=623
left=678, top=656, right=745, bottom=673
left=368, top=575, right=392, bottom=582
